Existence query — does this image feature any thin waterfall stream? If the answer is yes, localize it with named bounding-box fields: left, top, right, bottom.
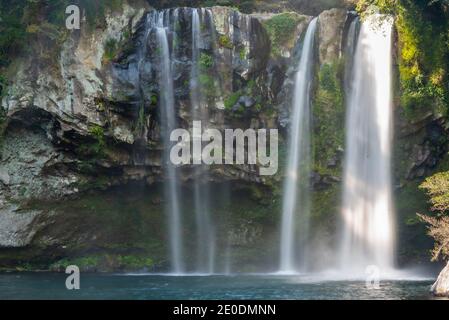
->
left=190, top=8, right=216, bottom=274
left=279, top=18, right=318, bottom=273
left=154, top=12, right=185, bottom=274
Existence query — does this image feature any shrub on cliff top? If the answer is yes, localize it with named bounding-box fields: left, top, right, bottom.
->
left=263, top=12, right=304, bottom=57
left=419, top=171, right=449, bottom=261
left=355, top=0, right=449, bottom=120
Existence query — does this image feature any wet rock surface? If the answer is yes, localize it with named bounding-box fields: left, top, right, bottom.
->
left=432, top=261, right=449, bottom=297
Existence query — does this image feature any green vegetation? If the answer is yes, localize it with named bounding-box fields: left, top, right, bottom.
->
left=397, top=2, right=448, bottom=119
left=312, top=60, right=345, bottom=175
left=103, top=38, right=118, bottom=64
left=50, top=254, right=154, bottom=272
left=150, top=94, right=158, bottom=106
left=77, top=124, right=106, bottom=164
left=218, top=34, right=233, bottom=49
left=356, top=0, right=449, bottom=120
left=263, top=12, right=304, bottom=57
left=89, top=125, right=106, bottom=151
left=419, top=171, right=449, bottom=261
left=199, top=53, right=214, bottom=70
left=134, top=104, right=146, bottom=136
left=0, top=0, right=128, bottom=106
left=224, top=91, right=242, bottom=110
left=420, top=172, right=449, bottom=213
left=311, top=184, right=341, bottom=222
left=0, top=104, right=6, bottom=150
left=239, top=47, right=247, bottom=60
left=198, top=74, right=217, bottom=99
left=197, top=52, right=219, bottom=100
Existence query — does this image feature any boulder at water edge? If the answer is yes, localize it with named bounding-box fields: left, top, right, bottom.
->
left=431, top=261, right=449, bottom=297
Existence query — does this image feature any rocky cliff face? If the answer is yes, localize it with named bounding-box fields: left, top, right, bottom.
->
left=0, top=2, right=440, bottom=272
left=1, top=4, right=295, bottom=203
left=0, top=2, right=312, bottom=270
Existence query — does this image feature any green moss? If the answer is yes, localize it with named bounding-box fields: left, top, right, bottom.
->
left=311, top=184, right=341, bottom=222
left=117, top=255, right=154, bottom=269
left=89, top=125, right=105, bottom=148
left=199, top=52, right=214, bottom=70
left=197, top=53, right=219, bottom=100
left=50, top=254, right=154, bottom=272
left=396, top=181, right=429, bottom=225
left=150, top=93, right=158, bottom=106
left=199, top=74, right=218, bottom=99
left=103, top=38, right=118, bottom=64
left=218, top=34, right=233, bottom=49
left=0, top=2, right=27, bottom=68
left=239, top=47, right=247, bottom=60
left=77, top=124, right=106, bottom=160
left=134, top=104, right=146, bottom=136
left=396, top=3, right=449, bottom=120
left=263, top=12, right=304, bottom=57
left=0, top=0, right=127, bottom=70
left=312, top=60, right=345, bottom=175
left=224, top=91, right=241, bottom=110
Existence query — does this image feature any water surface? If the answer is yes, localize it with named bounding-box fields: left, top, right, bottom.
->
left=0, top=273, right=440, bottom=300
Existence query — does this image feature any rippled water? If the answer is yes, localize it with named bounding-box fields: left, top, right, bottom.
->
left=0, top=273, right=442, bottom=300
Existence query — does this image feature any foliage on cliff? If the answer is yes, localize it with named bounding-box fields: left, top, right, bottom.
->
left=263, top=12, right=305, bottom=57
left=356, top=0, right=449, bottom=119
left=419, top=171, right=449, bottom=261
left=0, top=0, right=124, bottom=69
left=148, top=0, right=351, bottom=14
left=313, top=60, right=345, bottom=175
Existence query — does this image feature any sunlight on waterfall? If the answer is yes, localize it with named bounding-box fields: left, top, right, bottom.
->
left=339, top=14, right=395, bottom=275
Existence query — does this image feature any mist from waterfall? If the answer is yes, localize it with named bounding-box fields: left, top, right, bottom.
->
left=190, top=9, right=216, bottom=274
left=279, top=18, right=318, bottom=273
left=340, top=15, right=395, bottom=274
left=153, top=12, right=185, bottom=274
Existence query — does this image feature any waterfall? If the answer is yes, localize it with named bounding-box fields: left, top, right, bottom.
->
left=190, top=9, right=216, bottom=274
left=344, top=17, right=360, bottom=96
left=154, top=13, right=185, bottom=274
left=279, top=18, right=318, bottom=273
left=340, top=15, right=395, bottom=273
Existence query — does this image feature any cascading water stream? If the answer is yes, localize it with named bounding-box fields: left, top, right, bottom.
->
left=279, top=18, right=318, bottom=273
left=153, top=12, right=185, bottom=274
left=340, top=15, right=395, bottom=274
left=190, top=8, right=216, bottom=274
left=344, top=16, right=360, bottom=97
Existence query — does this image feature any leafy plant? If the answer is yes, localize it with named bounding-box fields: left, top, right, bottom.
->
left=199, top=52, right=214, bottom=70
left=199, top=74, right=217, bottom=98
left=224, top=91, right=241, bottom=110
left=218, top=35, right=233, bottom=49
left=263, top=12, right=303, bottom=57
left=78, top=124, right=106, bottom=159
left=135, top=104, right=146, bottom=136
left=356, top=0, right=449, bottom=120
left=103, top=38, right=118, bottom=64
left=419, top=170, right=449, bottom=261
